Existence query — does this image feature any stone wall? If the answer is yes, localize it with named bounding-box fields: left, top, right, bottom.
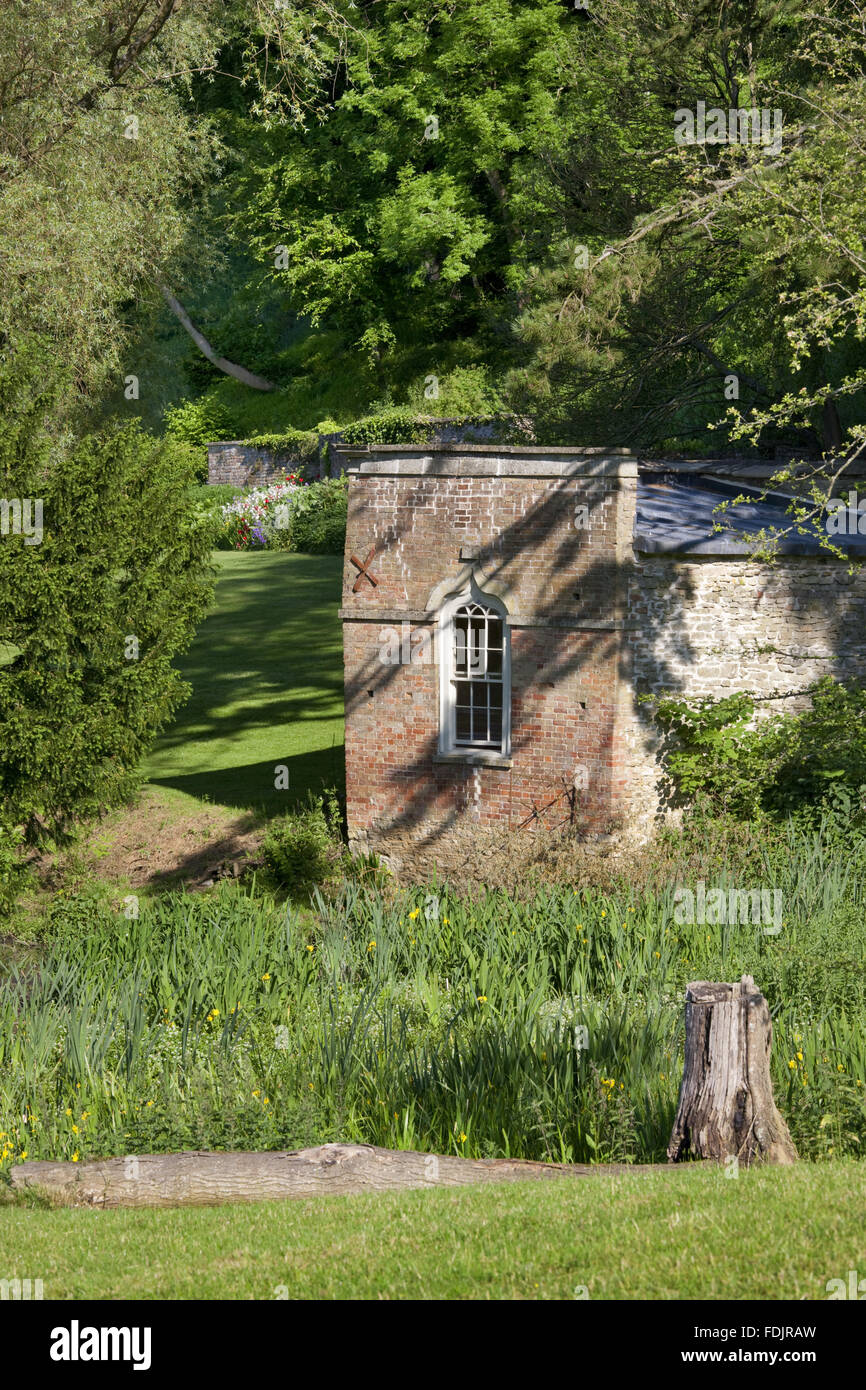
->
left=206, top=419, right=526, bottom=488
left=622, top=555, right=866, bottom=831
left=206, top=441, right=317, bottom=487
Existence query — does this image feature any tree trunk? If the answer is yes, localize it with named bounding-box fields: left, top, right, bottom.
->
left=11, top=1142, right=679, bottom=1209
left=159, top=285, right=276, bottom=391
left=667, top=975, right=798, bottom=1166
left=822, top=397, right=843, bottom=453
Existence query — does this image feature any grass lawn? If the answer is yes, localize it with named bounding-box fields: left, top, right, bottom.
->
left=143, top=551, right=345, bottom=816
left=1, top=1163, right=863, bottom=1300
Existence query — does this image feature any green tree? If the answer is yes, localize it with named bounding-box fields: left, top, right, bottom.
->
left=0, top=0, right=237, bottom=407
left=510, top=0, right=866, bottom=462
left=225, top=0, right=575, bottom=373
left=0, top=341, right=214, bottom=849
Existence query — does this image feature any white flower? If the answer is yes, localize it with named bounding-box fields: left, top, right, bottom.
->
left=221, top=478, right=301, bottom=534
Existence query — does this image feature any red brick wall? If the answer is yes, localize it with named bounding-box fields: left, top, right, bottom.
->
left=340, top=448, right=638, bottom=868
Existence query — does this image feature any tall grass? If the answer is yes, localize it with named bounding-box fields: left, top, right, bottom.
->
left=2, top=818, right=865, bottom=1170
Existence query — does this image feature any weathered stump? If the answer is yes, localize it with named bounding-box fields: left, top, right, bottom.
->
left=667, top=974, right=798, bottom=1166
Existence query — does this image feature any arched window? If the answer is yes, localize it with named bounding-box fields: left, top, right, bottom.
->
left=439, top=586, right=510, bottom=757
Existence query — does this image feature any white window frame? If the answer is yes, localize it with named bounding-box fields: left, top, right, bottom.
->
left=438, top=580, right=511, bottom=758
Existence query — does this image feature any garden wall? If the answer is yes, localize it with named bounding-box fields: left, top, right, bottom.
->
left=207, top=440, right=325, bottom=486
left=622, top=555, right=866, bottom=832
left=207, top=418, right=530, bottom=488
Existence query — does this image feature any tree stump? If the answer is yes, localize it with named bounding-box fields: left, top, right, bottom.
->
left=667, top=975, right=798, bottom=1166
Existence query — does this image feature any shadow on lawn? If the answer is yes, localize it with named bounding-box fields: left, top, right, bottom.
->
left=146, top=552, right=346, bottom=815
left=148, top=742, right=345, bottom=815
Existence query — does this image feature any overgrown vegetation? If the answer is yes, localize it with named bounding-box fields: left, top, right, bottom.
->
left=261, top=790, right=345, bottom=896
left=2, top=811, right=864, bottom=1170
left=653, top=678, right=866, bottom=824
left=0, top=344, right=214, bottom=871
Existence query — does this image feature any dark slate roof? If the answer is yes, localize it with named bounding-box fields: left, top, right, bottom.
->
left=635, top=472, right=866, bottom=556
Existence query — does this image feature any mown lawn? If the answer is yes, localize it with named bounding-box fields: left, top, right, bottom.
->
left=1, top=1162, right=863, bottom=1300
left=143, top=551, right=345, bottom=815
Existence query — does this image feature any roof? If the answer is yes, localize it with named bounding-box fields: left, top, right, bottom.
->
left=635, top=473, right=866, bottom=556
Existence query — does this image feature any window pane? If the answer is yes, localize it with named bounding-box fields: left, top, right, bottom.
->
left=454, top=618, right=468, bottom=676
left=448, top=602, right=506, bottom=751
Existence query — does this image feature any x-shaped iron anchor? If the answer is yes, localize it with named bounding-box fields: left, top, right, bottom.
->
left=350, top=545, right=380, bottom=593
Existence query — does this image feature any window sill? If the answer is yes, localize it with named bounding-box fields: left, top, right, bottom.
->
left=433, top=751, right=513, bottom=769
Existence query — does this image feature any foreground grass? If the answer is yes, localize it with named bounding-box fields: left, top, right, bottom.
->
left=1, top=1163, right=863, bottom=1300
left=143, top=551, right=345, bottom=815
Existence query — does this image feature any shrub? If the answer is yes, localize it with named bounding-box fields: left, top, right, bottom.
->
left=245, top=429, right=321, bottom=471
left=163, top=399, right=241, bottom=482
left=188, top=484, right=242, bottom=515
left=0, top=345, right=214, bottom=864
left=340, top=408, right=431, bottom=446
left=163, top=398, right=240, bottom=448
left=653, top=678, right=866, bottom=824
left=261, top=790, right=344, bottom=897
left=288, top=475, right=348, bottom=554
left=339, top=405, right=522, bottom=449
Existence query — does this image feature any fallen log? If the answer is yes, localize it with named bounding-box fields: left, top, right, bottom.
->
left=10, top=1142, right=682, bottom=1209
left=667, top=974, right=798, bottom=1166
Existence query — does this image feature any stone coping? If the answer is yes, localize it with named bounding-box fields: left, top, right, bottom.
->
left=340, top=448, right=638, bottom=478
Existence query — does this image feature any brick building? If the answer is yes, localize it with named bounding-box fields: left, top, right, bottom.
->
left=338, top=444, right=866, bottom=875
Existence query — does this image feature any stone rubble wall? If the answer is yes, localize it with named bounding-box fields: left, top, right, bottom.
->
left=623, top=555, right=866, bottom=831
